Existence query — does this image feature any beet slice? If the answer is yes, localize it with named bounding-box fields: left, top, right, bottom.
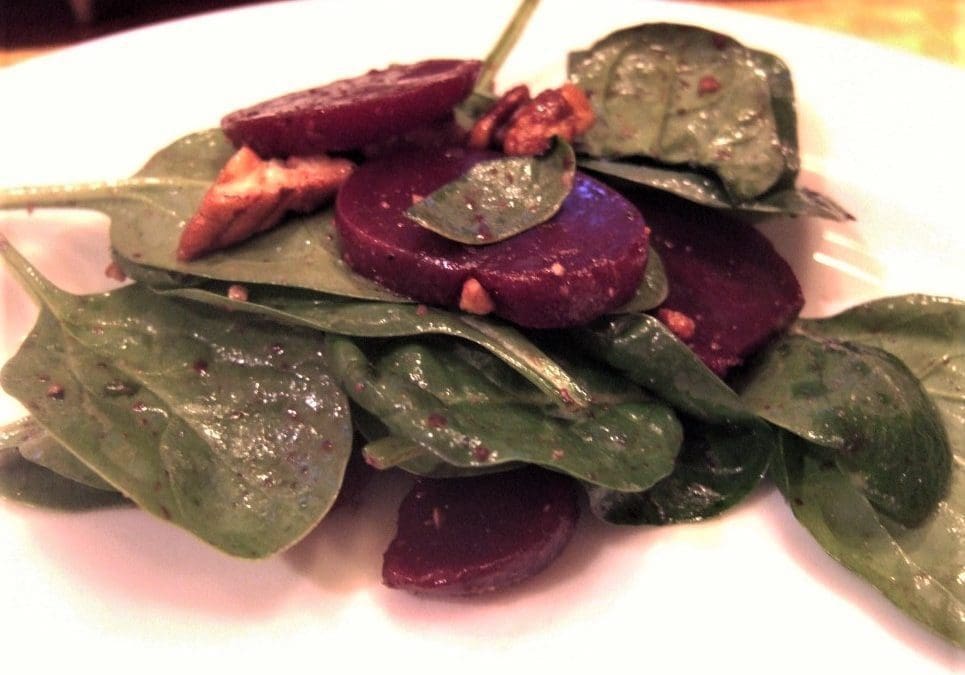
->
left=634, top=191, right=804, bottom=377
left=382, top=468, right=579, bottom=596
left=221, top=60, right=481, bottom=157
left=334, top=148, right=650, bottom=328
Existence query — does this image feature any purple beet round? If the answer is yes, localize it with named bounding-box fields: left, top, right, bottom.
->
left=636, top=191, right=804, bottom=376
left=334, top=148, right=650, bottom=328
left=382, top=468, right=579, bottom=596
left=221, top=60, right=481, bottom=157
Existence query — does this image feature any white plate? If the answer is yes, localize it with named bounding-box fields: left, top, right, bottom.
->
left=0, top=1, right=962, bottom=671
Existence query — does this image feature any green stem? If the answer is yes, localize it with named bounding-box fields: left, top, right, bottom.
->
left=475, top=0, right=541, bottom=94
left=0, top=177, right=207, bottom=210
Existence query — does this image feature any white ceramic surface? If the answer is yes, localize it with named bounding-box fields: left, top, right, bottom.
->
left=0, top=1, right=962, bottom=672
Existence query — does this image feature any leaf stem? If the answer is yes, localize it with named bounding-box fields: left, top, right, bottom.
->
left=475, top=0, right=541, bottom=94
left=0, top=177, right=207, bottom=210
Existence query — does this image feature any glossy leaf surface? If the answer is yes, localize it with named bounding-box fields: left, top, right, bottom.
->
left=575, top=313, right=753, bottom=424
left=740, top=334, right=949, bottom=526
left=586, top=419, right=774, bottom=524
left=406, top=138, right=576, bottom=244
left=324, top=335, right=683, bottom=491
left=569, top=23, right=793, bottom=201
left=164, top=284, right=592, bottom=412
left=772, top=432, right=964, bottom=647
left=580, top=158, right=852, bottom=220
left=0, top=240, right=353, bottom=558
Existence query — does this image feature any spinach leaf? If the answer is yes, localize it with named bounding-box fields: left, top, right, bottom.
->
left=580, top=158, right=853, bottom=221
left=20, top=428, right=116, bottom=491
left=1, top=416, right=116, bottom=490
left=772, top=431, right=964, bottom=647
left=0, top=446, right=129, bottom=511
left=796, top=295, right=964, bottom=457
left=740, top=334, right=950, bottom=527
left=0, top=130, right=400, bottom=301
left=406, top=138, right=576, bottom=244
left=574, top=313, right=754, bottom=424
left=363, top=435, right=518, bottom=478
left=613, top=248, right=668, bottom=313
left=324, top=334, right=683, bottom=492
left=586, top=419, right=774, bottom=524
left=568, top=23, right=792, bottom=201
left=162, top=283, right=592, bottom=412
left=0, top=238, right=353, bottom=558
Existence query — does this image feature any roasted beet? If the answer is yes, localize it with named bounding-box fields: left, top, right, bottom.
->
left=635, top=191, right=804, bottom=377
left=334, top=147, right=650, bottom=328
left=221, top=60, right=481, bottom=157
left=382, top=468, right=579, bottom=596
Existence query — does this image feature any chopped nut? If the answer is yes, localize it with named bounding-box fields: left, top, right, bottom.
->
left=458, top=277, right=496, bottom=315
left=501, top=83, right=595, bottom=156
left=468, top=84, right=531, bottom=150
left=104, top=261, right=127, bottom=282
left=658, top=308, right=697, bottom=341
left=227, top=284, right=249, bottom=301
left=176, top=146, right=354, bottom=261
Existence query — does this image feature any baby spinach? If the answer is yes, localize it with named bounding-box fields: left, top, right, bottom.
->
left=574, top=313, right=754, bottom=424
left=586, top=419, right=774, bottom=524
left=324, top=334, right=683, bottom=492
left=162, top=283, right=592, bottom=412
left=772, top=431, right=964, bottom=647
left=614, top=248, right=668, bottom=313
left=19, top=427, right=116, bottom=491
left=0, top=446, right=129, bottom=511
left=0, top=238, right=353, bottom=558
left=0, top=130, right=401, bottom=302
left=795, top=295, right=964, bottom=456
left=580, top=159, right=853, bottom=220
left=740, top=334, right=950, bottom=527
left=569, top=24, right=791, bottom=201
left=406, top=138, right=576, bottom=244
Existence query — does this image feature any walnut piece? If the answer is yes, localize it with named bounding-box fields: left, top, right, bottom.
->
left=468, top=83, right=595, bottom=156
left=176, top=146, right=354, bottom=261
left=458, top=277, right=496, bottom=315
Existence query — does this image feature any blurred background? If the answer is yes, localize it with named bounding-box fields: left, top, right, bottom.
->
left=2, top=0, right=963, bottom=67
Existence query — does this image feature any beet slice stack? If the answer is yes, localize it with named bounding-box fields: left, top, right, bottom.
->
left=335, top=147, right=650, bottom=328
left=383, top=468, right=579, bottom=596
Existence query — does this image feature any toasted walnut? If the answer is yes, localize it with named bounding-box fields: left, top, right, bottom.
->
left=458, top=277, right=496, bottom=315
left=176, top=146, right=354, bottom=261
left=501, top=83, right=595, bottom=155
left=468, top=83, right=594, bottom=156
left=657, top=308, right=697, bottom=342
left=467, top=84, right=531, bottom=150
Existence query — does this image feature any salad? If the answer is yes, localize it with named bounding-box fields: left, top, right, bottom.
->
left=0, top=0, right=961, bottom=655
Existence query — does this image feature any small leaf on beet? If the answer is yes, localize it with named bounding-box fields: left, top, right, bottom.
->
left=406, top=138, right=576, bottom=244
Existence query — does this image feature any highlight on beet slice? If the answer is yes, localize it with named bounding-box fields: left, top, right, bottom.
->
left=633, top=190, right=804, bottom=376
left=382, top=467, right=579, bottom=596
left=221, top=59, right=481, bottom=157
left=334, top=147, right=650, bottom=328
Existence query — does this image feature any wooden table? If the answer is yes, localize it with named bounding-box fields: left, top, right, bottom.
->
left=2, top=0, right=962, bottom=68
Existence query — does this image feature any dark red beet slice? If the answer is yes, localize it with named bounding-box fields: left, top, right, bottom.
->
left=334, top=148, right=650, bottom=328
left=382, top=468, right=579, bottom=596
left=221, top=60, right=481, bottom=157
left=634, top=191, right=803, bottom=377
